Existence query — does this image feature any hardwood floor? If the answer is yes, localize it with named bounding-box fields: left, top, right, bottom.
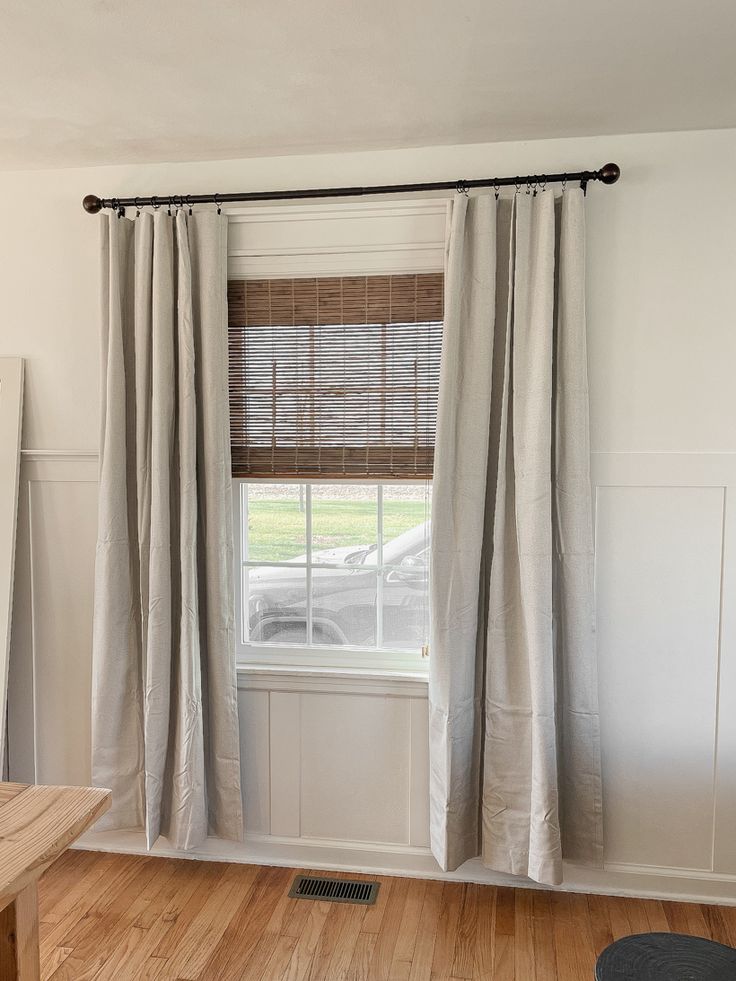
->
left=36, top=850, right=736, bottom=980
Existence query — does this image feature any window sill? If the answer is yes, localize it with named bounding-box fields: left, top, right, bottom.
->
left=236, top=662, right=429, bottom=697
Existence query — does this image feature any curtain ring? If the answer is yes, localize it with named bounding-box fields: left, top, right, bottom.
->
left=186, top=194, right=193, bottom=216
left=455, top=180, right=468, bottom=197
left=494, top=180, right=500, bottom=201
left=561, top=174, right=567, bottom=193
left=167, top=196, right=173, bottom=216
left=515, top=179, right=521, bottom=195
left=151, top=196, right=160, bottom=210
left=525, top=179, right=531, bottom=195
left=214, top=193, right=222, bottom=214
left=134, top=196, right=143, bottom=217
left=540, top=175, right=547, bottom=192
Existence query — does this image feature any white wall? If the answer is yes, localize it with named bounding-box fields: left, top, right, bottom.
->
left=5, top=127, right=736, bottom=903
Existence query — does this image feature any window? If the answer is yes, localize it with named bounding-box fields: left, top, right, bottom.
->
left=229, top=273, right=442, bottom=671
left=235, top=481, right=431, bottom=667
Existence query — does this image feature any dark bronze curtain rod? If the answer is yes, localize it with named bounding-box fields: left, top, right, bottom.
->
left=82, top=162, right=620, bottom=214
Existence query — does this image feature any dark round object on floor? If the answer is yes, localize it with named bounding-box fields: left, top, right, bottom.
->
left=596, top=933, right=736, bottom=980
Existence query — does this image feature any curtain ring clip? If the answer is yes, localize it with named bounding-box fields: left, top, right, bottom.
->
left=134, top=196, right=143, bottom=217
left=214, top=193, right=222, bottom=214
left=151, top=195, right=160, bottom=210
left=186, top=194, right=193, bottom=216
left=494, top=180, right=500, bottom=201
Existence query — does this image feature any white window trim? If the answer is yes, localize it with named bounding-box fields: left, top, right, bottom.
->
left=228, top=200, right=444, bottom=676
left=233, top=480, right=430, bottom=675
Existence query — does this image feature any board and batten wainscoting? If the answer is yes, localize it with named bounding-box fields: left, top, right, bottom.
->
left=8, top=447, right=736, bottom=904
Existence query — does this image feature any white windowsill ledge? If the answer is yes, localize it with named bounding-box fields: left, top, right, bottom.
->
left=236, top=662, right=429, bottom=697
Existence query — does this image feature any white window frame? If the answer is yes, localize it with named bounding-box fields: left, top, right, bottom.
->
left=233, top=478, right=431, bottom=674
left=227, top=199, right=447, bottom=675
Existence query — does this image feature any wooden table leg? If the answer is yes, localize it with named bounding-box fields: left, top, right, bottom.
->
left=0, top=883, right=40, bottom=980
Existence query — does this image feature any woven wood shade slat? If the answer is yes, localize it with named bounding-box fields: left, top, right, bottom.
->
left=227, top=273, right=443, bottom=327
left=228, top=273, right=443, bottom=480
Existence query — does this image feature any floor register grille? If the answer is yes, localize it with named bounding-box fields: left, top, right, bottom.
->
left=288, top=874, right=379, bottom=905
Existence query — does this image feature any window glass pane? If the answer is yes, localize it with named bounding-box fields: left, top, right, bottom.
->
left=380, top=564, right=429, bottom=651
left=382, top=484, right=431, bottom=569
left=246, top=483, right=307, bottom=562
left=311, top=484, right=378, bottom=566
left=311, top=567, right=377, bottom=647
left=382, top=483, right=432, bottom=550
left=246, top=566, right=307, bottom=645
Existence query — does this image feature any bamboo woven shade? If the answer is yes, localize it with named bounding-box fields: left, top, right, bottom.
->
left=227, top=274, right=443, bottom=479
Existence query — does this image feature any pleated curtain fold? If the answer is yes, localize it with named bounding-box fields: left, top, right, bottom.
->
left=92, top=210, right=243, bottom=850
left=429, top=189, right=603, bottom=886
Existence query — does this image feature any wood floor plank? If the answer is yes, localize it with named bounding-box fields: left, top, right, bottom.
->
left=531, top=890, right=558, bottom=981
left=586, top=895, right=614, bottom=957
left=407, top=879, right=443, bottom=981
left=513, top=887, right=536, bottom=980
left=700, top=903, right=733, bottom=947
left=323, top=901, right=368, bottom=980
left=472, top=884, right=496, bottom=981
left=365, top=875, right=410, bottom=980
left=32, top=850, right=736, bottom=981
left=430, top=881, right=464, bottom=979
left=641, top=898, right=670, bottom=934
left=346, top=932, right=378, bottom=980
left=282, top=899, right=331, bottom=981
left=493, top=934, right=515, bottom=981
left=305, top=899, right=357, bottom=980
left=623, top=897, right=650, bottom=935
left=605, top=895, right=632, bottom=941
left=551, top=893, right=588, bottom=981
left=390, top=878, right=427, bottom=967
left=360, top=875, right=392, bottom=936
left=449, top=882, right=479, bottom=980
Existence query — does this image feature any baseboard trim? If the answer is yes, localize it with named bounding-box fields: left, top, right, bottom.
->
left=75, top=830, right=736, bottom=906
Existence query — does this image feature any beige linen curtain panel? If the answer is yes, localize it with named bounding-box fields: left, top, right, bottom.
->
left=92, top=210, right=243, bottom=850
left=429, top=189, right=602, bottom=886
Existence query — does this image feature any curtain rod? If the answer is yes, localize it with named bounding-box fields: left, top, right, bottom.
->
left=81, top=162, right=620, bottom=214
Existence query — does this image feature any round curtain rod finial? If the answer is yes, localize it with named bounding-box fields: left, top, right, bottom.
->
left=598, top=163, right=620, bottom=185
left=82, top=194, right=103, bottom=214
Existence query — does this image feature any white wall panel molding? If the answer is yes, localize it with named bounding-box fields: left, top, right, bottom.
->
left=592, top=450, right=736, bottom=877
left=20, top=449, right=98, bottom=463
left=8, top=454, right=98, bottom=786
left=13, top=449, right=736, bottom=902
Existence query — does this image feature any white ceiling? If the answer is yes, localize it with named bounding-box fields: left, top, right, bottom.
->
left=2, top=0, right=735, bottom=170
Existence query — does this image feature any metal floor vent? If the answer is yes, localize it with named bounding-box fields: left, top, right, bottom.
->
left=289, top=874, right=379, bottom=905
